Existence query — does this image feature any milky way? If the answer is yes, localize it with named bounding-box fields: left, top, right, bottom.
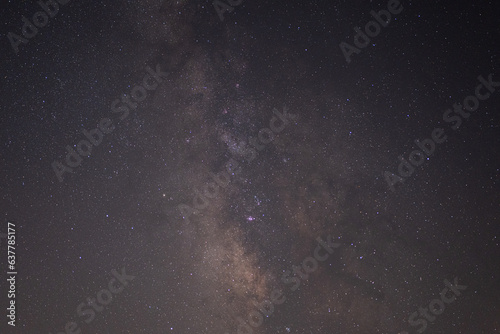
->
left=1, top=1, right=499, bottom=334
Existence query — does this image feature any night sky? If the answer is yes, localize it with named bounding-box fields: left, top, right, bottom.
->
left=1, top=0, right=499, bottom=333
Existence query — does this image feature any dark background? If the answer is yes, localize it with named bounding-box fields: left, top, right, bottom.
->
left=0, top=0, right=499, bottom=333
